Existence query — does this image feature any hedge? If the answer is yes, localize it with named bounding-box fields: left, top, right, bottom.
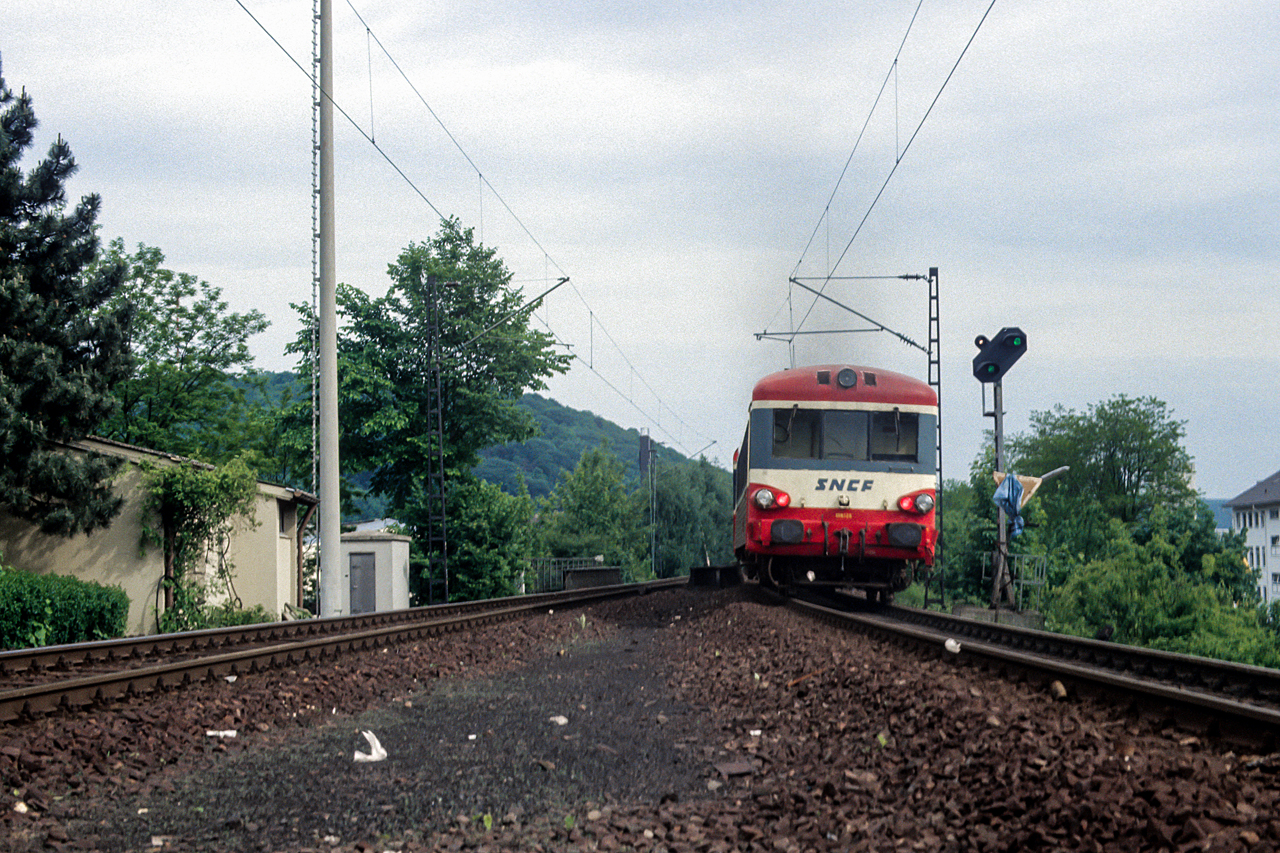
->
left=0, top=568, right=130, bottom=649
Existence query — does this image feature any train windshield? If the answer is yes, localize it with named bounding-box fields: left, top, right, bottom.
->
left=771, top=407, right=919, bottom=463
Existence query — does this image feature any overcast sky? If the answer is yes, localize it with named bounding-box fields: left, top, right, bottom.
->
left=6, top=1, right=1277, bottom=499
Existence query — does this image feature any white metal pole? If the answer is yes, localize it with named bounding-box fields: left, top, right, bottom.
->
left=318, top=0, right=344, bottom=616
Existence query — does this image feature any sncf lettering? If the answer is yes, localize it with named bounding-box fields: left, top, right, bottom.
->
left=815, top=478, right=875, bottom=491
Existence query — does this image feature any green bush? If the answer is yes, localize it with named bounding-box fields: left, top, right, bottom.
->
left=205, top=601, right=274, bottom=628
left=0, top=567, right=129, bottom=649
left=1043, top=518, right=1280, bottom=668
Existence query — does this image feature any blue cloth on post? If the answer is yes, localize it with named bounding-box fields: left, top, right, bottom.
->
left=993, top=474, right=1025, bottom=537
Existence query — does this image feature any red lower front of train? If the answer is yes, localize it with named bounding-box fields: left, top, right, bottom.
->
left=735, top=485, right=936, bottom=593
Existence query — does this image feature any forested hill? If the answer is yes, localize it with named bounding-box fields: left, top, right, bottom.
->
left=475, top=393, right=710, bottom=498
left=244, top=373, right=723, bottom=500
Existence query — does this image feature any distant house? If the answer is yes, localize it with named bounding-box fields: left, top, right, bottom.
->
left=1226, top=469, right=1280, bottom=605
left=0, top=437, right=317, bottom=636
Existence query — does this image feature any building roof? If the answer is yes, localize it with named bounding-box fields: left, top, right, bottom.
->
left=342, top=530, right=411, bottom=543
left=1225, top=469, right=1280, bottom=508
left=68, top=435, right=318, bottom=505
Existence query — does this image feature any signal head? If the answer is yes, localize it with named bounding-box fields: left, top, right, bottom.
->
left=972, top=326, right=1027, bottom=383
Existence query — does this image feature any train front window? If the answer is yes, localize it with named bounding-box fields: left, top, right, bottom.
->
left=869, top=409, right=919, bottom=462
left=822, top=410, right=869, bottom=460
left=767, top=407, right=919, bottom=463
left=773, top=407, right=820, bottom=459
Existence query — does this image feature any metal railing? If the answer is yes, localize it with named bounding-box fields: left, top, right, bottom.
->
left=984, top=551, right=1048, bottom=611
left=522, top=557, right=605, bottom=594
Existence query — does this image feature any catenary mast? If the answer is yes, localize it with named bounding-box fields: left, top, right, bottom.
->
left=317, top=0, right=343, bottom=616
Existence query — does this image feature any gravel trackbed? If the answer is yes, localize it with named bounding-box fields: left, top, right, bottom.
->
left=5, top=586, right=1280, bottom=852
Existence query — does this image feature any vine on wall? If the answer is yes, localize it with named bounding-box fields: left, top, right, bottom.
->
left=140, top=457, right=259, bottom=632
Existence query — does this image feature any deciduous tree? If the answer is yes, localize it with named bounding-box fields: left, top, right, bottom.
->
left=437, top=475, right=534, bottom=601
left=288, top=217, right=570, bottom=503
left=539, top=444, right=648, bottom=580
left=284, top=217, right=571, bottom=598
left=1013, top=395, right=1195, bottom=521
left=1009, top=395, right=1196, bottom=563
left=91, top=239, right=270, bottom=463
left=1045, top=512, right=1272, bottom=667
left=943, top=395, right=1219, bottom=608
left=652, top=456, right=732, bottom=577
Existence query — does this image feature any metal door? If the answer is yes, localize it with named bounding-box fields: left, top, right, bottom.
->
left=349, top=552, right=377, bottom=614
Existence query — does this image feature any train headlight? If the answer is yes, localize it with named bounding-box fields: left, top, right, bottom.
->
left=753, top=487, right=791, bottom=510
left=897, top=492, right=935, bottom=514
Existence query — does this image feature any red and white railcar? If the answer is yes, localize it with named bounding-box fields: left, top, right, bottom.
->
left=732, top=364, right=938, bottom=601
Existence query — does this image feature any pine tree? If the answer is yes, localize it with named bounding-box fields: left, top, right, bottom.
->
left=0, top=67, right=133, bottom=535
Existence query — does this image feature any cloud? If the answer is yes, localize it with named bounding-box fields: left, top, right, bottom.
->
left=4, top=0, right=1277, bottom=496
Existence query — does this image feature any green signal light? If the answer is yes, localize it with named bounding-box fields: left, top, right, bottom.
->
left=973, top=326, right=1026, bottom=382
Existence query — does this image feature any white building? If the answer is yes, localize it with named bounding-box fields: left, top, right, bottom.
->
left=340, top=530, right=411, bottom=615
left=0, top=437, right=317, bottom=635
left=1226, top=469, right=1280, bottom=604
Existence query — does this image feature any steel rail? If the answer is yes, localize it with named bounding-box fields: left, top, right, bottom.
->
left=0, top=578, right=684, bottom=723
left=0, top=582, right=676, bottom=678
left=786, top=595, right=1280, bottom=744
left=883, top=602, right=1280, bottom=706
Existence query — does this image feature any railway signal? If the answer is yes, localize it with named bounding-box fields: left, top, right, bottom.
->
left=971, top=326, right=1028, bottom=609
left=972, top=327, right=1027, bottom=383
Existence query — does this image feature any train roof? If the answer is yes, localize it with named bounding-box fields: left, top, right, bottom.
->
left=751, top=364, right=937, bottom=406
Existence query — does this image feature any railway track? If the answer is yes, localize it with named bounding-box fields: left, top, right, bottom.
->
left=0, top=578, right=683, bottom=723
left=6, top=580, right=1277, bottom=852
left=783, top=588, right=1280, bottom=748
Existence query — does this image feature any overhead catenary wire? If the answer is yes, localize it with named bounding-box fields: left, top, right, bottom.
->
left=233, top=0, right=716, bottom=458
left=819, top=0, right=998, bottom=291
left=233, top=0, right=446, bottom=222
left=342, top=0, right=560, bottom=273
left=335, top=6, right=687, bottom=429
left=364, top=24, right=374, bottom=143
left=777, top=0, right=998, bottom=344
left=787, top=0, right=925, bottom=286
left=529, top=314, right=702, bottom=453
left=761, top=0, right=924, bottom=347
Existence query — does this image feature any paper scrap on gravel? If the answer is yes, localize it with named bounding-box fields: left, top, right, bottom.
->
left=549, top=715, right=569, bottom=726
left=354, top=730, right=388, bottom=762
left=205, top=730, right=238, bottom=738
